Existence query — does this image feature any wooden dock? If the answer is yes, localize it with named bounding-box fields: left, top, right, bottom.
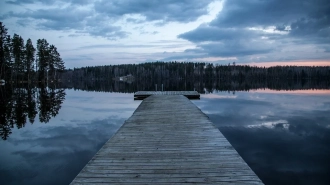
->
left=71, top=95, right=263, bottom=184
left=134, top=91, right=200, bottom=100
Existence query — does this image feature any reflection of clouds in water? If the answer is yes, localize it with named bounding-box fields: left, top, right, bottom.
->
left=260, top=115, right=267, bottom=119
left=196, top=91, right=330, bottom=185
left=196, top=93, right=272, bottom=118
left=1, top=116, right=126, bottom=185
left=244, top=91, right=330, bottom=113
left=11, top=116, right=125, bottom=153
left=247, top=120, right=289, bottom=130
left=0, top=90, right=140, bottom=185
left=56, top=90, right=140, bottom=123
left=219, top=126, right=330, bottom=185
left=203, top=93, right=237, bottom=99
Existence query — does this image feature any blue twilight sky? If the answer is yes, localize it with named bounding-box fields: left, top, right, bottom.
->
left=1, top=0, right=330, bottom=68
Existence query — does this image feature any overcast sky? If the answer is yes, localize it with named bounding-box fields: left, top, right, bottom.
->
left=1, top=0, right=329, bottom=68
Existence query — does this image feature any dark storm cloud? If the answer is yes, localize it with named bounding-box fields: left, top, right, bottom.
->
left=178, top=0, right=330, bottom=61
left=94, top=0, right=213, bottom=23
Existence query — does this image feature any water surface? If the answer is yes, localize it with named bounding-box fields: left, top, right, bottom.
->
left=193, top=90, right=330, bottom=185
left=0, top=89, right=140, bottom=185
left=1, top=88, right=330, bottom=185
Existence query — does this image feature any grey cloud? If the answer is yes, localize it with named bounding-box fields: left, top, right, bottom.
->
left=290, top=17, right=330, bottom=42
left=37, top=20, right=83, bottom=31
left=179, top=26, right=261, bottom=43
left=78, top=44, right=157, bottom=50
left=211, top=0, right=306, bottom=28
left=177, top=0, right=330, bottom=62
left=70, top=0, right=93, bottom=5
left=180, top=39, right=274, bottom=58
left=140, top=31, right=159, bottom=35
left=94, top=0, right=213, bottom=23
left=5, top=7, right=91, bottom=30
left=210, top=0, right=330, bottom=42
left=64, top=55, right=93, bottom=61
left=126, top=17, right=146, bottom=24
left=324, top=46, right=330, bottom=53
left=198, top=40, right=273, bottom=57
left=75, top=41, right=189, bottom=52
left=179, top=25, right=275, bottom=57
left=5, top=0, right=48, bottom=5
left=5, top=0, right=91, bottom=5
left=16, top=18, right=30, bottom=27
left=162, top=53, right=206, bottom=61
left=68, top=34, right=80, bottom=38
left=80, top=25, right=129, bottom=39
left=3, top=6, right=128, bottom=39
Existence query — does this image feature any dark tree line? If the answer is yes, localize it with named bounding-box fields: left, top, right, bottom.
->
left=59, top=61, right=330, bottom=96
left=0, top=84, right=65, bottom=140
left=65, top=62, right=330, bottom=83
left=59, top=61, right=329, bottom=93
left=60, top=77, right=330, bottom=94
left=0, top=22, right=65, bottom=83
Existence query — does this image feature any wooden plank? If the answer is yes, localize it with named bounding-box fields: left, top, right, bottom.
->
left=70, top=95, right=263, bottom=184
left=134, top=91, right=200, bottom=100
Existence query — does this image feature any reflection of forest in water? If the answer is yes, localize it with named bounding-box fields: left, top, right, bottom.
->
left=0, top=84, right=65, bottom=140
left=67, top=78, right=330, bottom=93
left=1, top=78, right=329, bottom=140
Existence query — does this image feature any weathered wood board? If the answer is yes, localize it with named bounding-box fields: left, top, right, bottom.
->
left=134, top=91, right=200, bottom=100
left=71, top=95, right=263, bottom=184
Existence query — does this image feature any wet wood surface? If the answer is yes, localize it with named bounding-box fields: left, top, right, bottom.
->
left=71, top=95, right=263, bottom=184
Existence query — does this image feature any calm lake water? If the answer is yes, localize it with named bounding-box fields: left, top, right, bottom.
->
left=1, top=88, right=330, bottom=185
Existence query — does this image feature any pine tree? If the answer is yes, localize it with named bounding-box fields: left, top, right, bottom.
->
left=36, top=39, right=50, bottom=81
left=0, top=22, right=8, bottom=80
left=48, top=45, right=64, bottom=80
left=11, top=34, right=25, bottom=81
left=24, top=38, right=35, bottom=81
left=3, top=35, right=12, bottom=80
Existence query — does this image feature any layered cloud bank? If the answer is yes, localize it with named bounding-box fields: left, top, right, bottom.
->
left=1, top=0, right=329, bottom=68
